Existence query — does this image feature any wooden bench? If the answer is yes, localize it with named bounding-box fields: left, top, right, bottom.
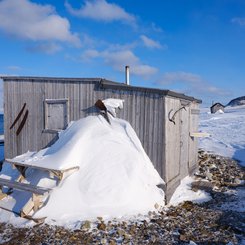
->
left=0, top=177, right=52, bottom=217
left=0, top=159, right=79, bottom=219
left=5, top=159, right=80, bottom=181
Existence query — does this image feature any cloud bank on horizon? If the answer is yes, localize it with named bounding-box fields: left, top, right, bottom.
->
left=0, top=0, right=244, bottom=107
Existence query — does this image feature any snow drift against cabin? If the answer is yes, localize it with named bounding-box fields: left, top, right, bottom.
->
left=0, top=99, right=165, bottom=224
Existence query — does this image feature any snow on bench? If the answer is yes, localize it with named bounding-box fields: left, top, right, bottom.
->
left=4, top=158, right=80, bottom=180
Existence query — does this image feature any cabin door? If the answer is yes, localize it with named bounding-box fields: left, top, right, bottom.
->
left=180, top=106, right=190, bottom=178
left=188, top=104, right=199, bottom=173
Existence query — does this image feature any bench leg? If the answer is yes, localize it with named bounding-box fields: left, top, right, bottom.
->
left=0, top=187, right=7, bottom=200
left=33, top=194, right=43, bottom=212
left=13, top=165, right=27, bottom=179
left=50, top=170, right=63, bottom=181
left=16, top=174, right=25, bottom=183
left=21, top=199, right=34, bottom=217
left=21, top=194, right=44, bottom=216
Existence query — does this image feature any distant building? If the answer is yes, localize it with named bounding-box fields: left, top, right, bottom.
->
left=210, top=103, right=225, bottom=114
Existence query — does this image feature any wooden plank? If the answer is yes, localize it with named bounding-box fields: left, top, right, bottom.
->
left=159, top=97, right=165, bottom=178
left=188, top=102, right=200, bottom=170
left=0, top=205, right=46, bottom=224
left=180, top=105, right=190, bottom=178
left=148, top=95, right=154, bottom=164
left=33, top=194, right=43, bottom=212
left=152, top=97, right=160, bottom=175
left=135, top=92, right=141, bottom=138
left=0, top=190, right=7, bottom=200
left=190, top=132, right=210, bottom=138
left=21, top=192, right=47, bottom=217
left=0, top=178, right=51, bottom=195
left=21, top=199, right=35, bottom=217
left=34, top=81, right=44, bottom=153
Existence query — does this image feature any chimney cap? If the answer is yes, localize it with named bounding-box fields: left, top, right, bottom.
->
left=125, top=66, right=130, bottom=85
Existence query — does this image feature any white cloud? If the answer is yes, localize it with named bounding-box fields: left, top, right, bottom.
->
left=140, top=35, right=165, bottom=49
left=231, top=17, right=245, bottom=26
left=81, top=49, right=100, bottom=61
left=0, top=0, right=81, bottom=46
left=80, top=34, right=96, bottom=47
left=82, top=49, right=158, bottom=78
left=102, top=50, right=158, bottom=76
left=65, top=0, right=136, bottom=25
left=160, top=71, right=202, bottom=85
left=132, top=65, right=158, bottom=77
left=26, top=43, right=62, bottom=54
left=158, top=71, right=231, bottom=96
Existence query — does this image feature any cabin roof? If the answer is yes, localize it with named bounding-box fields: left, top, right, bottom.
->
left=210, top=102, right=225, bottom=109
left=1, top=76, right=202, bottom=103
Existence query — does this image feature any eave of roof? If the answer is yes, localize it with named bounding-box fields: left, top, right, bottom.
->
left=100, top=79, right=202, bottom=103
left=1, top=76, right=202, bottom=103
left=0, top=76, right=102, bottom=82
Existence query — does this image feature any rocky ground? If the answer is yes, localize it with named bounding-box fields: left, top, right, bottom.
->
left=0, top=150, right=244, bottom=245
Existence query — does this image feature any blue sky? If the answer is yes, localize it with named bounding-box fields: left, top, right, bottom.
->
left=0, top=0, right=245, bottom=112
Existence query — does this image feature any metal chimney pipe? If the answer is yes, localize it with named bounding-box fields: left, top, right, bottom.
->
left=125, top=65, right=130, bottom=85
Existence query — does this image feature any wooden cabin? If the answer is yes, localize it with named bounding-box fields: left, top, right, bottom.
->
left=1, top=76, right=201, bottom=201
left=210, top=102, right=225, bottom=114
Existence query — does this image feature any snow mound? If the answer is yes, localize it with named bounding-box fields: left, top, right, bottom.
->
left=2, top=115, right=165, bottom=224
left=169, top=176, right=211, bottom=206
left=215, top=109, right=224, bottom=114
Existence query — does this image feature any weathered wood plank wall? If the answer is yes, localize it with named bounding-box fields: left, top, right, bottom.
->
left=4, top=80, right=166, bottom=176
left=3, top=77, right=201, bottom=201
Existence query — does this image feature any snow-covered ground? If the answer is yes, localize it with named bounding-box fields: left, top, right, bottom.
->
left=199, top=105, right=245, bottom=167
left=0, top=102, right=244, bottom=228
left=169, top=176, right=212, bottom=205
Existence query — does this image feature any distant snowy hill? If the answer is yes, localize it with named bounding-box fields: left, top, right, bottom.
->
left=199, top=105, right=245, bottom=167
left=227, top=96, right=245, bottom=107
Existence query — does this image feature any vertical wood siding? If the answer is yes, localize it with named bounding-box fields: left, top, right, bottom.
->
left=3, top=78, right=200, bottom=200
left=188, top=102, right=199, bottom=173
left=179, top=104, right=190, bottom=178
left=164, top=97, right=181, bottom=184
